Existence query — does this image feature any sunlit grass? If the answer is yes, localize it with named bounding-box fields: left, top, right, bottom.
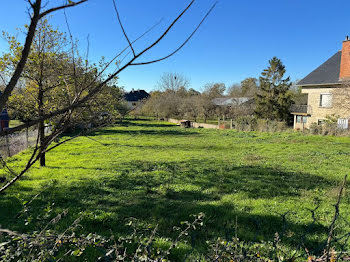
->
left=1, top=119, right=350, bottom=260
left=9, top=119, right=23, bottom=128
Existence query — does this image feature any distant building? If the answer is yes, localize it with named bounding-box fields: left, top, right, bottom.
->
left=212, top=97, right=253, bottom=107
left=212, top=97, right=255, bottom=119
left=124, top=89, right=150, bottom=110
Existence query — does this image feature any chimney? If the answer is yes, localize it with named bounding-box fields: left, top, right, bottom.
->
left=339, top=36, right=350, bottom=80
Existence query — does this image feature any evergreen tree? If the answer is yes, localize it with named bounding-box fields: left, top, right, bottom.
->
left=255, top=57, right=292, bottom=121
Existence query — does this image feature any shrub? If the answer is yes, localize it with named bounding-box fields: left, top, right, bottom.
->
left=256, top=119, right=287, bottom=132
left=233, top=116, right=257, bottom=131
left=309, top=122, right=321, bottom=135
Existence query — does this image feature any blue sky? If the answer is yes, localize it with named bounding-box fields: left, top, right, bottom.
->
left=1, top=0, right=350, bottom=92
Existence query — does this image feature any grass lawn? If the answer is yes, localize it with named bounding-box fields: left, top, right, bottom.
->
left=9, top=119, right=23, bottom=128
left=1, top=119, right=350, bottom=260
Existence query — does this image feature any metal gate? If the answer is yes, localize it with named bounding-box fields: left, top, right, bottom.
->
left=337, top=118, right=349, bottom=129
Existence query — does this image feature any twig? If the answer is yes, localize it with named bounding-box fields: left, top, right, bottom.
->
left=112, top=0, right=135, bottom=57
left=131, top=1, right=218, bottom=66
left=325, top=175, right=347, bottom=262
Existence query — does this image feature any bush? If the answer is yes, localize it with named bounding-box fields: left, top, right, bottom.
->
left=0, top=211, right=205, bottom=262
left=309, top=120, right=348, bottom=136
left=309, top=122, right=321, bottom=135
left=233, top=117, right=287, bottom=132
left=233, top=116, right=288, bottom=132
left=234, top=116, right=257, bottom=131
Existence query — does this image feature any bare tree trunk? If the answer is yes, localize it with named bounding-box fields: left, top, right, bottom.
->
left=39, top=122, right=45, bottom=167
left=5, top=135, right=10, bottom=157
left=38, top=88, right=45, bottom=167
left=26, top=127, right=29, bottom=148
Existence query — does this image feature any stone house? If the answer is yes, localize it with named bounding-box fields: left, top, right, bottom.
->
left=293, top=37, right=350, bottom=130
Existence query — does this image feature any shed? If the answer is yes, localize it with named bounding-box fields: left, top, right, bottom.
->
left=180, top=120, right=191, bottom=128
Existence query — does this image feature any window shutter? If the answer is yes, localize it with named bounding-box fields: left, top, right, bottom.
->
left=320, top=94, right=332, bottom=107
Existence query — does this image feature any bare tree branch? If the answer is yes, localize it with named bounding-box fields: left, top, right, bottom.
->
left=63, top=7, right=79, bottom=93
left=325, top=175, right=348, bottom=262
left=0, top=0, right=42, bottom=112
left=0, top=0, right=217, bottom=193
left=0, top=0, right=87, bottom=114
left=91, top=18, right=163, bottom=81
left=38, top=0, right=87, bottom=19
left=112, top=0, right=136, bottom=57
left=0, top=1, right=201, bottom=137
left=133, top=0, right=195, bottom=59
left=131, top=1, right=217, bottom=66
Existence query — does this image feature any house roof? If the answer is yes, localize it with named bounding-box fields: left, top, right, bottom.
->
left=124, top=90, right=150, bottom=102
left=297, top=51, right=342, bottom=86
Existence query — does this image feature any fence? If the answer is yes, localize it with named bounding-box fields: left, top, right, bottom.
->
left=0, top=126, right=51, bottom=158
left=218, top=119, right=233, bottom=129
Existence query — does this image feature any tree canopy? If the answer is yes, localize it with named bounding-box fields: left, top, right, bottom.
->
left=255, top=57, right=292, bottom=121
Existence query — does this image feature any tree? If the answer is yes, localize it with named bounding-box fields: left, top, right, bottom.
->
left=1, top=20, right=123, bottom=166
left=1, top=20, right=74, bottom=166
left=241, top=77, right=258, bottom=97
left=158, top=91, right=182, bottom=118
left=0, top=0, right=217, bottom=193
left=289, top=82, right=307, bottom=106
left=157, top=72, right=190, bottom=92
left=144, top=73, right=191, bottom=119
left=141, top=91, right=163, bottom=119
left=199, top=83, right=225, bottom=122
left=0, top=0, right=87, bottom=112
left=255, top=57, right=292, bottom=121
left=141, top=74, right=203, bottom=121
left=227, top=83, right=241, bottom=97
left=228, top=78, right=258, bottom=98
left=188, top=88, right=201, bottom=97
left=180, top=93, right=201, bottom=121
left=203, top=82, right=225, bottom=98
left=115, top=100, right=131, bottom=120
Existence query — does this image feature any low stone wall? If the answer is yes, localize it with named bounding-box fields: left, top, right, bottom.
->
left=167, top=118, right=218, bottom=129
left=167, top=118, right=181, bottom=125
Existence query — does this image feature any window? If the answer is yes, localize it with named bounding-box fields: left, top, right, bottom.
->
left=319, top=93, right=332, bottom=108
left=296, top=116, right=308, bottom=123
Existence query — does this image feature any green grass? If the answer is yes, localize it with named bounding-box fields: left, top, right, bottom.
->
left=1, top=119, right=350, bottom=259
left=9, top=119, right=23, bottom=128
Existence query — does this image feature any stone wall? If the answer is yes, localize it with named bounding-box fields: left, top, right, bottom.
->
left=167, top=118, right=218, bottom=129
left=302, top=86, right=350, bottom=128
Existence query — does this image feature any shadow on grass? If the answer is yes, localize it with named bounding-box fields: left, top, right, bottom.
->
left=88, top=128, right=199, bottom=137
left=60, top=120, right=180, bottom=139
left=0, top=158, right=337, bottom=259
left=118, top=120, right=177, bottom=128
